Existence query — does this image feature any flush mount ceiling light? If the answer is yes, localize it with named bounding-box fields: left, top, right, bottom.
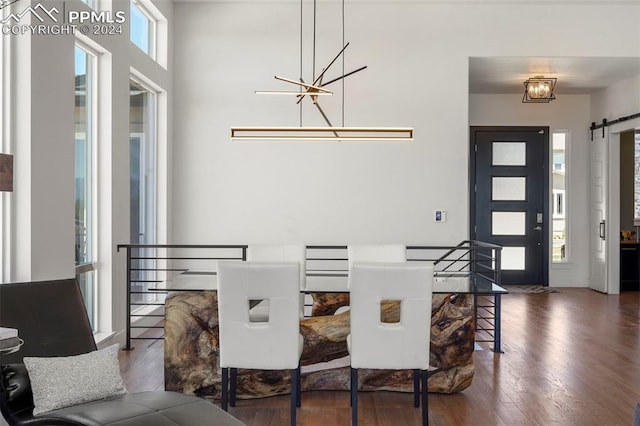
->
left=522, top=76, right=557, bottom=103
left=231, top=0, right=414, bottom=142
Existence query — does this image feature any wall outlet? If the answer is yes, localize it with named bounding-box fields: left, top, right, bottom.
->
left=435, top=210, right=447, bottom=222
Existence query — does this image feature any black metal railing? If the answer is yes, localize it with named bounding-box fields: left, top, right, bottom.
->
left=409, top=240, right=503, bottom=350
left=116, top=244, right=247, bottom=349
left=118, top=241, right=503, bottom=351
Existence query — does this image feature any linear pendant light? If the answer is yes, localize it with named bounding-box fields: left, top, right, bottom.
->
left=230, top=0, right=413, bottom=142
left=231, top=127, right=414, bottom=141
left=254, top=91, right=333, bottom=96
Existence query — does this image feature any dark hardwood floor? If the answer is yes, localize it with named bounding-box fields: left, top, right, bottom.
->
left=119, top=289, right=640, bottom=425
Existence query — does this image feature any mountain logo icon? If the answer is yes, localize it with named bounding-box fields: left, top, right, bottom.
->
left=1, top=3, right=59, bottom=24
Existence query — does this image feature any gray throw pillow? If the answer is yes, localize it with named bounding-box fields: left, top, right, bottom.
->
left=24, top=344, right=128, bottom=415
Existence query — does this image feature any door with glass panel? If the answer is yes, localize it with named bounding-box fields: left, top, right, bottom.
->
left=471, top=127, right=549, bottom=285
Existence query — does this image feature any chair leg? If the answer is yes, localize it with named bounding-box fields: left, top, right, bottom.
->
left=296, top=365, right=302, bottom=407
left=421, top=370, right=429, bottom=426
left=221, top=367, right=228, bottom=411
left=350, top=368, right=358, bottom=426
left=290, top=368, right=298, bottom=426
left=230, top=368, right=237, bottom=407
left=413, top=369, right=420, bottom=407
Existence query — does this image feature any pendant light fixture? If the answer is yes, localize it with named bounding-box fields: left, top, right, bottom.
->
left=522, top=76, right=557, bottom=103
left=231, top=0, right=414, bottom=142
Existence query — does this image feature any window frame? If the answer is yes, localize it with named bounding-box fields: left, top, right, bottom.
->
left=129, top=76, right=159, bottom=308
left=551, top=130, right=569, bottom=264
left=0, top=3, right=10, bottom=282
left=74, top=41, right=100, bottom=328
left=130, top=0, right=157, bottom=59
left=129, top=0, right=168, bottom=68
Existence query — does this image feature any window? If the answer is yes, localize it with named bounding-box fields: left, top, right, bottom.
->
left=552, top=131, right=568, bottom=262
left=0, top=6, right=8, bottom=281
left=130, top=0, right=156, bottom=58
left=81, top=0, right=97, bottom=9
left=75, top=45, right=97, bottom=327
left=130, top=78, right=158, bottom=306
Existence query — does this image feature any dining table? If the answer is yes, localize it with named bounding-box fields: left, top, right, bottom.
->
left=160, top=267, right=507, bottom=401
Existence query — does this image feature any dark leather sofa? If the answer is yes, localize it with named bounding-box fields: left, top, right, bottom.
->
left=0, top=278, right=243, bottom=425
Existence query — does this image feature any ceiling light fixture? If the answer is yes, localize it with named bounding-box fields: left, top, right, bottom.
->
left=231, top=0, right=414, bottom=142
left=522, top=76, right=557, bottom=103
left=231, top=127, right=414, bottom=142
left=254, top=91, right=333, bottom=96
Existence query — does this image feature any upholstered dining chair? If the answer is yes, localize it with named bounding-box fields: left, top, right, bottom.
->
left=217, top=261, right=304, bottom=426
left=347, top=262, right=434, bottom=426
left=347, top=244, right=407, bottom=263
left=347, top=244, right=407, bottom=286
left=246, top=244, right=307, bottom=320
left=246, top=244, right=306, bottom=285
left=332, top=244, right=407, bottom=316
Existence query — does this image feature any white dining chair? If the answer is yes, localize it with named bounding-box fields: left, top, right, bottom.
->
left=217, top=261, right=304, bottom=426
left=347, top=262, right=433, bottom=426
left=246, top=244, right=307, bottom=320
left=332, top=244, right=408, bottom=316
left=347, top=244, right=407, bottom=287
left=347, top=244, right=406, bottom=264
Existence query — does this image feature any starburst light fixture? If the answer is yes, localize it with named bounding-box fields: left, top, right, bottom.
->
left=230, top=0, right=414, bottom=142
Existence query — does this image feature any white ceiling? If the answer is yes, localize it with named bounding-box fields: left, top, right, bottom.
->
left=469, top=57, right=640, bottom=95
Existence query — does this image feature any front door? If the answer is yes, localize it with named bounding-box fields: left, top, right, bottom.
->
left=471, top=126, right=549, bottom=285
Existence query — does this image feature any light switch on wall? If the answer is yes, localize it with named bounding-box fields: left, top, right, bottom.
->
left=435, top=210, right=447, bottom=222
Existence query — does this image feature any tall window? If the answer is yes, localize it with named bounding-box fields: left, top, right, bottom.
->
left=130, top=79, right=158, bottom=305
left=81, top=0, right=97, bottom=9
left=75, top=45, right=97, bottom=327
left=552, top=131, right=568, bottom=262
left=0, top=6, right=7, bottom=281
left=130, top=0, right=156, bottom=58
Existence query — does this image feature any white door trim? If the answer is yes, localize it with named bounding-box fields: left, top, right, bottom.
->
left=606, top=118, right=640, bottom=294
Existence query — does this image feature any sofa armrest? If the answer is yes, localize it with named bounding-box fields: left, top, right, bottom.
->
left=1, top=364, right=35, bottom=424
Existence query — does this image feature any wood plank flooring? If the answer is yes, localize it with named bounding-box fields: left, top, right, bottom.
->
left=118, top=289, right=640, bottom=425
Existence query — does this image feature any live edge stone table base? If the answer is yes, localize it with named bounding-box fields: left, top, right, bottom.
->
left=164, top=291, right=475, bottom=401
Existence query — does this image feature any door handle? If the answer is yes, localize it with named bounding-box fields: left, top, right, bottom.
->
left=599, top=220, right=606, bottom=240
left=533, top=226, right=542, bottom=231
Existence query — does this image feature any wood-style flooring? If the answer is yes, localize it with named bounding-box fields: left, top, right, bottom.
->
left=118, top=288, right=640, bottom=425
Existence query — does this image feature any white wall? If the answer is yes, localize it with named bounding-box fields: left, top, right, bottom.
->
left=172, top=2, right=640, bottom=262
left=8, top=0, right=173, bottom=340
left=591, top=74, right=640, bottom=123
left=469, top=94, right=591, bottom=286
left=12, top=1, right=76, bottom=283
